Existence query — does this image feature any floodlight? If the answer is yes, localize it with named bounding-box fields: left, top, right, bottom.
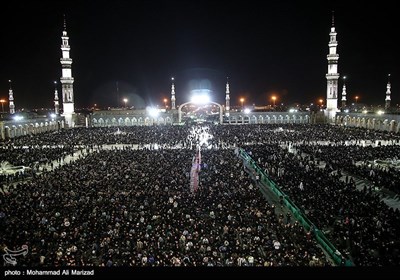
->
left=191, top=94, right=210, bottom=104
left=147, top=107, right=159, bottom=117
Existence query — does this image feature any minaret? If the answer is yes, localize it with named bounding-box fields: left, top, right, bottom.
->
left=325, top=11, right=340, bottom=120
left=385, top=74, right=391, bottom=109
left=60, top=16, right=75, bottom=126
left=54, top=81, right=60, bottom=115
left=116, top=81, right=119, bottom=107
left=171, top=77, right=176, bottom=110
left=341, top=76, right=347, bottom=108
left=225, top=77, right=230, bottom=116
left=8, top=80, right=15, bottom=114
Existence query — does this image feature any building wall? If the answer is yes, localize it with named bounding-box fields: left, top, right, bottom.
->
left=335, top=112, right=400, bottom=133
left=90, top=110, right=176, bottom=127
left=225, top=111, right=310, bottom=124
left=0, top=117, right=65, bottom=140
left=7, top=111, right=399, bottom=139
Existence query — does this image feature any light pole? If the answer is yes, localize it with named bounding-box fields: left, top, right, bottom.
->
left=272, top=96, right=276, bottom=107
left=164, top=98, right=168, bottom=109
left=355, top=96, right=359, bottom=104
left=123, top=98, right=128, bottom=108
left=240, top=98, right=244, bottom=110
left=0, top=99, right=5, bottom=113
left=319, top=99, right=323, bottom=108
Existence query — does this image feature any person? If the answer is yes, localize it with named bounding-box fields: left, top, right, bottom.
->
left=286, top=212, right=291, bottom=224
left=279, top=195, right=284, bottom=208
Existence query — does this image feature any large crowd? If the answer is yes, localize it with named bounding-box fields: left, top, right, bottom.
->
left=0, top=146, right=328, bottom=266
left=294, top=144, right=400, bottom=194
left=1, top=123, right=400, bottom=266
left=247, top=143, right=400, bottom=266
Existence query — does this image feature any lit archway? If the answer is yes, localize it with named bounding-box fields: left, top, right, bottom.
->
left=178, top=101, right=223, bottom=124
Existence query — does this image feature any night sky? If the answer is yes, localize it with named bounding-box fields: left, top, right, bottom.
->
left=0, top=0, right=398, bottom=110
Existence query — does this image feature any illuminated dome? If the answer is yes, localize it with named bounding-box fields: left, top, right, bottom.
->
left=189, top=79, right=213, bottom=104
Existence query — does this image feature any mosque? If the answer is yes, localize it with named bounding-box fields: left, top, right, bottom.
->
left=0, top=14, right=398, bottom=139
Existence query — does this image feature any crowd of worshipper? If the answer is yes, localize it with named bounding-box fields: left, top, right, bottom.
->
left=0, top=146, right=75, bottom=184
left=0, top=147, right=328, bottom=266
left=246, top=143, right=400, bottom=266
left=1, top=123, right=400, bottom=266
left=2, top=124, right=399, bottom=150
left=2, top=126, right=193, bottom=147
left=208, top=124, right=400, bottom=147
left=0, top=146, right=75, bottom=167
left=294, top=144, right=400, bottom=195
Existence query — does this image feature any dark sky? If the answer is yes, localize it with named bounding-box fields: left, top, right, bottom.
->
left=0, top=0, right=397, bottom=109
